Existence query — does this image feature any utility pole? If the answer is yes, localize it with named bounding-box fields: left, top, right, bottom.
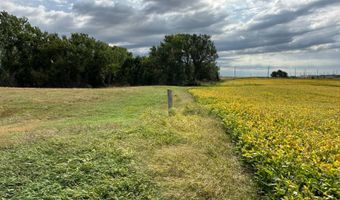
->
left=294, top=68, right=297, bottom=77
left=234, top=67, right=236, bottom=78
left=267, top=66, right=270, bottom=78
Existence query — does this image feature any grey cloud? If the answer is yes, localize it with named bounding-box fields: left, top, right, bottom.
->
left=73, top=1, right=135, bottom=27
left=249, top=0, right=340, bottom=31
left=216, top=0, right=340, bottom=56
left=69, top=0, right=227, bottom=48
left=216, top=27, right=305, bottom=52
left=238, top=24, right=338, bottom=54
left=171, top=9, right=228, bottom=31
left=143, top=0, right=205, bottom=13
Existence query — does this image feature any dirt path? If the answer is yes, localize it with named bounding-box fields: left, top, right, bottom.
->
left=128, top=88, right=259, bottom=199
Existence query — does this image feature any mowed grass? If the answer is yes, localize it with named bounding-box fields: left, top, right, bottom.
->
left=190, top=78, right=340, bottom=199
left=0, top=87, right=258, bottom=199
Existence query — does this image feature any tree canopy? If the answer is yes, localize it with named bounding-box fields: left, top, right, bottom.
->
left=0, top=11, right=219, bottom=87
left=271, top=70, right=288, bottom=78
left=148, top=34, right=219, bottom=85
left=0, top=11, right=132, bottom=87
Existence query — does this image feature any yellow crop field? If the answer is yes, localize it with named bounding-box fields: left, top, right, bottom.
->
left=190, top=78, right=340, bottom=199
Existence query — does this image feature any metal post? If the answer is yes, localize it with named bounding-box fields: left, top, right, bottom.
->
left=167, top=89, right=173, bottom=114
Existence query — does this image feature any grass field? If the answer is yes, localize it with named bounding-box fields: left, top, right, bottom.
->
left=0, top=86, right=258, bottom=199
left=190, top=78, right=340, bottom=199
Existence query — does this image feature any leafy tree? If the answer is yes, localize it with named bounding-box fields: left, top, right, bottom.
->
left=271, top=70, right=288, bottom=78
left=116, top=56, right=143, bottom=85
left=0, top=11, right=37, bottom=86
left=0, top=12, right=220, bottom=87
left=139, top=56, right=164, bottom=85
left=0, top=11, right=131, bottom=87
left=148, top=34, right=219, bottom=85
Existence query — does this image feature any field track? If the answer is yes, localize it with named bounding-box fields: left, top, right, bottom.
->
left=0, top=86, right=257, bottom=199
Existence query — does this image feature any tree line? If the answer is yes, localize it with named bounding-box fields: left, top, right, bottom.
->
left=0, top=11, right=219, bottom=87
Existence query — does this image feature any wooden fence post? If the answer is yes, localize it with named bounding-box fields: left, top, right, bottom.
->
left=167, top=89, right=173, bottom=114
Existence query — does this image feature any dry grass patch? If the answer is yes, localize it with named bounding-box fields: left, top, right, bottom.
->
left=125, top=98, right=259, bottom=199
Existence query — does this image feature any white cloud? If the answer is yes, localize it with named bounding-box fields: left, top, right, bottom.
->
left=0, top=0, right=91, bottom=33
left=51, top=0, right=68, bottom=4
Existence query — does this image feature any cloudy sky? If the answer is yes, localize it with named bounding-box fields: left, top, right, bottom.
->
left=1, top=0, right=340, bottom=76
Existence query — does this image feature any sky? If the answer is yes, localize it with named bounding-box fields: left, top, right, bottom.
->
left=1, top=0, right=340, bottom=76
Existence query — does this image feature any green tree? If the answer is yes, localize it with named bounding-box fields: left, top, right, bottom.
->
left=1, top=12, right=219, bottom=87
left=148, top=34, right=219, bottom=85
left=0, top=11, right=39, bottom=86
left=271, top=70, right=288, bottom=78
left=0, top=11, right=131, bottom=87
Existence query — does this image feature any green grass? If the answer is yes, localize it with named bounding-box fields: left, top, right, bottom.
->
left=0, top=86, right=258, bottom=199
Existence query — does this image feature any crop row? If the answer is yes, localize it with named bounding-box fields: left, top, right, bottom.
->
left=190, top=79, right=340, bottom=199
